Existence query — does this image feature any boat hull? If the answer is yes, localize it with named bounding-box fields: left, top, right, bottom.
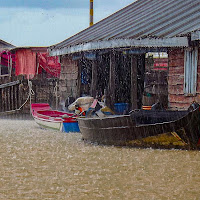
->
left=78, top=105, right=200, bottom=149
left=31, top=103, right=80, bottom=133
left=33, top=116, right=62, bottom=131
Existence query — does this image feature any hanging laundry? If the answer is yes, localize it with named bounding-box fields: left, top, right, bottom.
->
left=37, top=53, right=61, bottom=78
left=15, top=49, right=36, bottom=78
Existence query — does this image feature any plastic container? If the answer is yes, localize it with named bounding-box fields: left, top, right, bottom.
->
left=114, top=103, right=129, bottom=115
left=62, top=122, right=80, bottom=133
left=142, top=106, right=152, bottom=110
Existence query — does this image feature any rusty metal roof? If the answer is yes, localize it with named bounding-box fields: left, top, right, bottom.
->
left=50, top=0, right=200, bottom=53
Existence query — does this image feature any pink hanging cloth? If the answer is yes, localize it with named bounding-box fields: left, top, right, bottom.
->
left=37, top=53, right=61, bottom=78
left=15, top=49, right=36, bottom=78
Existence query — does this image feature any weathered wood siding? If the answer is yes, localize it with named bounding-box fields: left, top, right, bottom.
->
left=59, top=56, right=79, bottom=105
left=168, top=48, right=200, bottom=109
left=0, top=75, right=59, bottom=114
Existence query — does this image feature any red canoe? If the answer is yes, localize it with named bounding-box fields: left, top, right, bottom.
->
left=31, top=103, right=80, bottom=132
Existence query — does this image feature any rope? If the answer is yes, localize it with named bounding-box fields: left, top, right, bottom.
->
left=18, top=80, right=34, bottom=110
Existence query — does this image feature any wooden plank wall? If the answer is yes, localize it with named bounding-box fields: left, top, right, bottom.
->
left=168, top=48, right=200, bottom=110
left=0, top=77, right=59, bottom=113
left=0, top=81, right=21, bottom=112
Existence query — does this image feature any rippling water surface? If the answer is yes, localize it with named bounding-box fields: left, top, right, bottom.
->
left=0, top=119, right=200, bottom=200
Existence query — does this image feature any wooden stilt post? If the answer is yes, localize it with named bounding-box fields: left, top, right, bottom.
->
left=107, top=50, right=116, bottom=110
left=0, top=88, right=2, bottom=112
left=16, top=84, right=19, bottom=110
left=90, top=60, right=97, bottom=98
left=6, top=87, right=9, bottom=111
left=131, top=55, right=138, bottom=110
left=13, top=85, right=16, bottom=110
left=10, top=86, right=13, bottom=110
left=77, top=60, right=82, bottom=98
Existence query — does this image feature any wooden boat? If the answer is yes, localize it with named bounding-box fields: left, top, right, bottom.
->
left=31, top=103, right=80, bottom=132
left=78, top=103, right=200, bottom=149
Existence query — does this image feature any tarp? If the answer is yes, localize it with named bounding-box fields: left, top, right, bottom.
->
left=37, top=53, right=61, bottom=78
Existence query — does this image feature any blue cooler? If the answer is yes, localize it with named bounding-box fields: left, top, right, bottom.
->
left=114, top=103, right=129, bottom=115
left=62, top=122, right=80, bottom=133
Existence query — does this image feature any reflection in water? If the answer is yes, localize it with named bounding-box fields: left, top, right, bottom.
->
left=0, top=119, right=200, bottom=199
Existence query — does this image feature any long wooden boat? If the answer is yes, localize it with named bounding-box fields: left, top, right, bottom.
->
left=31, top=103, right=80, bottom=132
left=78, top=103, right=200, bottom=149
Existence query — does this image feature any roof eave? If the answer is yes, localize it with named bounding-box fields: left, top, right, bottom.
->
left=49, top=37, right=189, bottom=56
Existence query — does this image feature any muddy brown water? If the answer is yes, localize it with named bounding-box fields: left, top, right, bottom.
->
left=0, top=119, right=200, bottom=200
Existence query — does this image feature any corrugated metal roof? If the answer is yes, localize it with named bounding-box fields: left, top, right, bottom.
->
left=50, top=0, right=200, bottom=52
left=0, top=39, right=15, bottom=48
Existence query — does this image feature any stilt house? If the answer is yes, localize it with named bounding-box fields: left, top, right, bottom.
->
left=49, top=0, right=200, bottom=111
left=0, top=46, right=61, bottom=114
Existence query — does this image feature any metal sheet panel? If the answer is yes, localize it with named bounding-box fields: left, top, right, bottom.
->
left=184, top=47, right=198, bottom=95
left=50, top=0, right=200, bottom=55
left=49, top=37, right=188, bottom=56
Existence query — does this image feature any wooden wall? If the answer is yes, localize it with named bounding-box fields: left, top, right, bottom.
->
left=168, top=48, right=200, bottom=110
left=0, top=75, right=59, bottom=114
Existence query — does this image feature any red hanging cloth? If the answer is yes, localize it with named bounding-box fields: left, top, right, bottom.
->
left=15, top=49, right=36, bottom=78
left=37, top=52, right=61, bottom=78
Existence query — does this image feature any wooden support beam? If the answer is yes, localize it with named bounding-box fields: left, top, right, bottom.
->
left=0, top=89, right=2, bottom=112
left=6, top=88, right=9, bottom=111
left=107, top=51, right=116, bottom=109
left=131, top=55, right=138, bottom=110
left=16, top=84, right=19, bottom=109
left=0, top=80, right=20, bottom=89
left=77, top=61, right=82, bottom=98
left=90, top=60, right=98, bottom=98
left=10, top=86, right=13, bottom=110
left=2, top=89, right=5, bottom=112
left=13, top=85, right=16, bottom=110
